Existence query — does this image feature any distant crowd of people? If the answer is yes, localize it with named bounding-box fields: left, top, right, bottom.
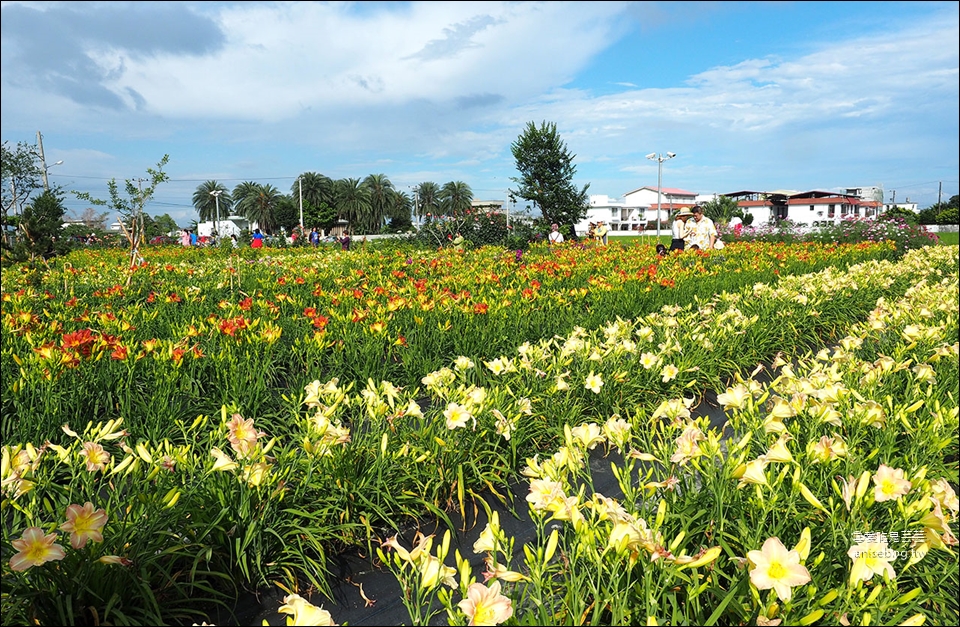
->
left=178, top=227, right=353, bottom=251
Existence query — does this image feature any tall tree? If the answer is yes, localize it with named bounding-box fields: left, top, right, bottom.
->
left=1, top=140, right=43, bottom=239
left=12, top=189, right=65, bottom=261
left=240, top=184, right=283, bottom=234
left=232, top=181, right=262, bottom=226
left=363, top=173, right=394, bottom=234
left=295, top=172, right=336, bottom=214
left=335, top=178, right=371, bottom=233
left=414, top=181, right=441, bottom=219
left=440, top=181, right=473, bottom=217
left=75, top=155, right=170, bottom=273
left=192, top=180, right=232, bottom=223
left=509, top=121, right=589, bottom=236
left=386, top=190, right=414, bottom=232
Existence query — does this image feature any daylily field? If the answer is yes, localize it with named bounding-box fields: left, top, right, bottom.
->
left=1, top=238, right=958, bottom=626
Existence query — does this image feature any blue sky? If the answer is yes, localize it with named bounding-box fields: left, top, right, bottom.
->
left=2, top=1, right=958, bottom=225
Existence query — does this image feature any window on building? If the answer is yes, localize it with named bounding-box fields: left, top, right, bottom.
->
left=828, top=204, right=836, bottom=218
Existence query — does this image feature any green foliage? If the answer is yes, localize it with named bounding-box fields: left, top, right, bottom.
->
left=509, top=120, right=590, bottom=234
left=936, top=206, right=958, bottom=225
left=1, top=139, right=43, bottom=232
left=879, top=205, right=918, bottom=224
left=700, top=196, right=743, bottom=224
left=9, top=190, right=66, bottom=262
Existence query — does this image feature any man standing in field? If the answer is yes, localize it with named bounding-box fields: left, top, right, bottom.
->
left=688, top=205, right=718, bottom=250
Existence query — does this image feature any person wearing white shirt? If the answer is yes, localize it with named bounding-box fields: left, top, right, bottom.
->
left=548, top=223, right=564, bottom=245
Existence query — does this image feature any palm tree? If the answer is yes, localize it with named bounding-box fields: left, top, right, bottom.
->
left=415, top=182, right=441, bottom=219
left=294, top=172, right=336, bottom=213
left=192, top=180, right=232, bottom=223
left=238, top=183, right=283, bottom=234
left=386, top=190, right=413, bottom=231
left=232, top=181, right=261, bottom=219
left=440, top=181, right=473, bottom=217
left=363, top=173, right=394, bottom=234
left=335, top=178, right=371, bottom=234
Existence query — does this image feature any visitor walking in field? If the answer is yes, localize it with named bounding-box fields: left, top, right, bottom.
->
left=251, top=228, right=264, bottom=249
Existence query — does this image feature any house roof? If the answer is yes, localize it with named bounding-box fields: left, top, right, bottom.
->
left=624, top=185, right=698, bottom=197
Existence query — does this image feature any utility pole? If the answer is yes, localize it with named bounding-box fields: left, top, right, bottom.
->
left=37, top=131, right=50, bottom=191
left=298, top=177, right=304, bottom=231
left=938, top=182, right=942, bottom=207
left=891, top=190, right=896, bottom=205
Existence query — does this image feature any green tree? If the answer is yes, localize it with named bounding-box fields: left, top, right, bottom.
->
left=1, top=140, right=44, bottom=247
left=74, top=155, right=170, bottom=271
left=439, top=181, right=473, bottom=217
left=335, top=178, right=371, bottom=234
left=386, top=190, right=413, bottom=232
left=273, top=195, right=300, bottom=234
left=296, top=172, right=337, bottom=213
left=192, top=180, right=232, bottom=224
left=509, top=120, right=589, bottom=237
left=414, top=181, right=441, bottom=219
left=240, top=184, right=283, bottom=234
left=363, top=173, right=395, bottom=234
left=700, top=196, right=743, bottom=225
left=11, top=190, right=65, bottom=261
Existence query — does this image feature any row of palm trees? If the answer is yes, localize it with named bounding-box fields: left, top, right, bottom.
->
left=191, top=173, right=476, bottom=235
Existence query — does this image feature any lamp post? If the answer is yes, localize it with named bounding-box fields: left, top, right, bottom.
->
left=646, top=151, right=677, bottom=240
left=298, top=177, right=304, bottom=233
left=210, top=190, right=223, bottom=237
left=42, top=160, right=63, bottom=192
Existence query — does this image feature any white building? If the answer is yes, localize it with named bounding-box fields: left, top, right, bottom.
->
left=575, top=186, right=699, bottom=236
left=724, top=190, right=885, bottom=227
left=196, top=215, right=250, bottom=238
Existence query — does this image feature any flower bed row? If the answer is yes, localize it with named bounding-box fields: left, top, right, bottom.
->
left=2, top=240, right=897, bottom=445
left=2, top=245, right=955, bottom=626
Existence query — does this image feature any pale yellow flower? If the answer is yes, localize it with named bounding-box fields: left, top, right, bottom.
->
left=419, top=553, right=457, bottom=590
left=911, top=364, right=936, bottom=384
left=473, top=511, right=502, bottom=554
left=570, top=423, right=605, bottom=450
left=210, top=447, right=238, bottom=472
left=454, top=356, right=475, bottom=371
left=602, top=416, right=632, bottom=452
left=764, top=435, right=793, bottom=463
left=9, top=526, right=66, bottom=571
left=809, top=434, right=847, bottom=463
left=458, top=581, right=514, bottom=626
left=930, top=478, right=959, bottom=515
left=60, top=502, right=107, bottom=549
left=747, top=537, right=811, bottom=602
left=873, top=464, right=912, bottom=502
left=848, top=539, right=896, bottom=584
left=584, top=372, right=604, bottom=394
left=225, top=413, right=264, bottom=457
left=738, top=457, right=769, bottom=486
left=278, top=593, right=337, bottom=626
left=443, top=402, right=473, bottom=430
left=670, top=424, right=704, bottom=465
left=81, top=441, right=111, bottom=473
left=857, top=400, right=887, bottom=428
left=717, top=384, right=750, bottom=410
left=660, top=364, right=679, bottom=383
left=639, top=352, right=660, bottom=369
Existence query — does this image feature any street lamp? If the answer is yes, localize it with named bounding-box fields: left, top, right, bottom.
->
left=298, top=177, right=304, bottom=232
left=646, top=151, right=677, bottom=240
left=210, top=190, right=223, bottom=237
left=42, top=160, right=63, bottom=192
